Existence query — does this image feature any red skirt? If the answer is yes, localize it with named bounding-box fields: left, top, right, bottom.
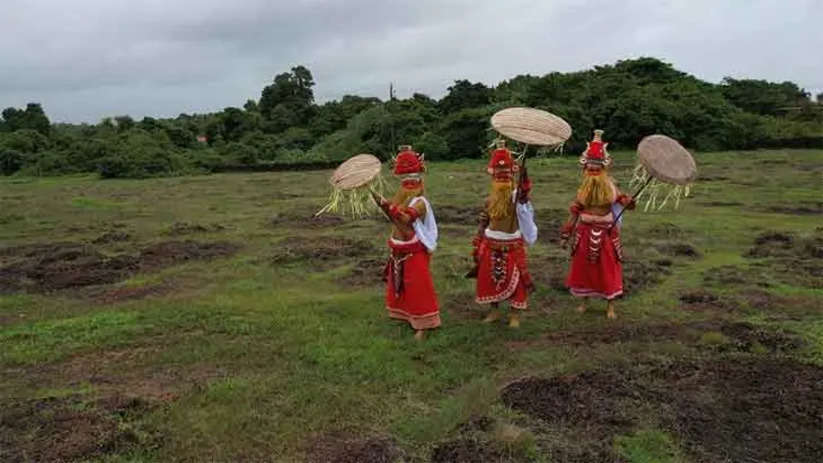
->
left=385, top=238, right=440, bottom=330
left=565, top=222, right=623, bottom=300
left=475, top=236, right=533, bottom=310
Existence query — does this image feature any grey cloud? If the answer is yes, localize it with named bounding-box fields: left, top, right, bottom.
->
left=1, top=0, right=820, bottom=122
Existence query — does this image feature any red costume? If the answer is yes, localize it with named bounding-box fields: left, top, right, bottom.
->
left=474, top=145, right=538, bottom=310
left=563, top=130, right=633, bottom=301
left=380, top=147, right=441, bottom=330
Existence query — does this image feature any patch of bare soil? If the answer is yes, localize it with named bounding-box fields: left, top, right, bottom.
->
left=703, top=265, right=772, bottom=288
left=502, top=358, right=823, bottom=463
left=138, top=240, right=239, bottom=270
left=698, top=174, right=730, bottom=181
left=271, top=236, right=373, bottom=266
left=0, top=394, right=157, bottom=463
left=94, top=284, right=172, bottom=304
left=699, top=200, right=743, bottom=207
left=341, top=258, right=385, bottom=287
left=536, top=208, right=566, bottom=244
left=622, top=258, right=672, bottom=294
left=436, top=205, right=484, bottom=226
left=165, top=222, right=226, bottom=235
left=764, top=201, right=823, bottom=215
left=678, top=289, right=733, bottom=312
left=717, top=322, right=804, bottom=353
left=270, top=211, right=346, bottom=229
left=505, top=320, right=801, bottom=355
left=531, top=255, right=569, bottom=292
left=0, top=240, right=239, bottom=294
left=441, top=290, right=480, bottom=319
left=92, top=231, right=132, bottom=244
left=439, top=225, right=473, bottom=238
left=430, top=438, right=507, bottom=463
left=656, top=242, right=701, bottom=259
left=307, top=434, right=402, bottom=463
left=746, top=231, right=796, bottom=258
left=645, top=222, right=685, bottom=238
left=745, top=230, right=823, bottom=288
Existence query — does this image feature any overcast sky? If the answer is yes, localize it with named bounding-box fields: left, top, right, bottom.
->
left=2, top=0, right=820, bottom=123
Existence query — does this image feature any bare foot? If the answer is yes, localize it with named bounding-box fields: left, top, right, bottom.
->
left=483, top=310, right=502, bottom=323
left=606, top=303, right=617, bottom=319
left=576, top=304, right=586, bottom=313
left=508, top=313, right=521, bottom=328
left=414, top=330, right=425, bottom=341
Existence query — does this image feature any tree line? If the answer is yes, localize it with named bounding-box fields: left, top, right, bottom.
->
left=1, top=57, right=821, bottom=178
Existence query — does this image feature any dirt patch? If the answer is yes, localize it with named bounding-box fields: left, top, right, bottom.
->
left=138, top=240, right=239, bottom=270
left=717, top=322, right=804, bottom=353
left=701, top=264, right=770, bottom=287
left=746, top=231, right=796, bottom=258
left=436, top=205, right=483, bottom=226
left=764, top=201, right=823, bottom=215
left=307, top=434, right=401, bottom=463
left=502, top=358, right=823, bottom=463
left=439, top=225, right=473, bottom=238
left=270, top=211, right=346, bottom=229
left=645, top=222, right=685, bottom=238
left=623, top=258, right=672, bottom=294
left=506, top=320, right=801, bottom=354
left=744, top=230, right=823, bottom=288
left=678, top=289, right=732, bottom=312
left=341, top=258, right=385, bottom=287
left=0, top=395, right=156, bottom=462
left=271, top=237, right=373, bottom=266
left=536, top=208, right=566, bottom=244
left=0, top=243, right=139, bottom=293
left=430, top=438, right=506, bottom=463
left=700, top=200, right=743, bottom=207
left=165, top=221, right=226, bottom=235
left=698, top=175, right=730, bottom=181
left=529, top=255, right=568, bottom=292
left=94, top=284, right=172, bottom=304
left=92, top=231, right=132, bottom=244
left=0, top=240, right=239, bottom=294
left=657, top=242, right=701, bottom=259
left=441, top=290, right=480, bottom=319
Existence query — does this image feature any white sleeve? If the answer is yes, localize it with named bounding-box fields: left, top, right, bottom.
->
left=516, top=200, right=538, bottom=245
left=410, top=197, right=438, bottom=252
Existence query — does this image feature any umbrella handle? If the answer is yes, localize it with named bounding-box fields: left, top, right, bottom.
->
left=609, top=176, right=653, bottom=231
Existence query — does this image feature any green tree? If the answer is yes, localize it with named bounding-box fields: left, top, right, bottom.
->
left=721, top=77, right=809, bottom=115
left=438, top=80, right=492, bottom=115
left=1, top=103, right=51, bottom=135
left=416, top=131, right=450, bottom=160
left=437, top=107, right=493, bottom=159
left=114, top=115, right=135, bottom=132
left=259, top=65, right=316, bottom=132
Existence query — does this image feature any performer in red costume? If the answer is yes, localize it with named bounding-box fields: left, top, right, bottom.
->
left=473, top=141, right=538, bottom=328
left=561, top=130, right=635, bottom=319
left=372, top=145, right=440, bottom=340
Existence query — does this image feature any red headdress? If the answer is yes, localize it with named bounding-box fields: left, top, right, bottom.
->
left=579, top=129, right=611, bottom=167
left=393, top=145, right=425, bottom=187
left=487, top=140, right=519, bottom=180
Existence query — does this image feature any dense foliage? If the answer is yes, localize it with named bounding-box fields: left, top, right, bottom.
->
left=1, top=58, right=821, bottom=178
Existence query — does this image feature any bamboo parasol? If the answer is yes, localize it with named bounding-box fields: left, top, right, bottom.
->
left=316, top=154, right=385, bottom=217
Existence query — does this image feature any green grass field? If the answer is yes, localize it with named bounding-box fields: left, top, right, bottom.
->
left=1, top=149, right=822, bottom=462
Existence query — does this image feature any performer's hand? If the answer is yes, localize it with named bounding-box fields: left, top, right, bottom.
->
left=626, top=197, right=637, bottom=210
left=478, top=211, right=490, bottom=226
left=569, top=201, right=583, bottom=215
left=517, top=179, right=532, bottom=203
left=371, top=190, right=388, bottom=208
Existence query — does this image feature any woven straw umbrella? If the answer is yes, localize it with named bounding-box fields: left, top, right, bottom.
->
left=316, top=154, right=384, bottom=217
left=623, top=134, right=698, bottom=217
